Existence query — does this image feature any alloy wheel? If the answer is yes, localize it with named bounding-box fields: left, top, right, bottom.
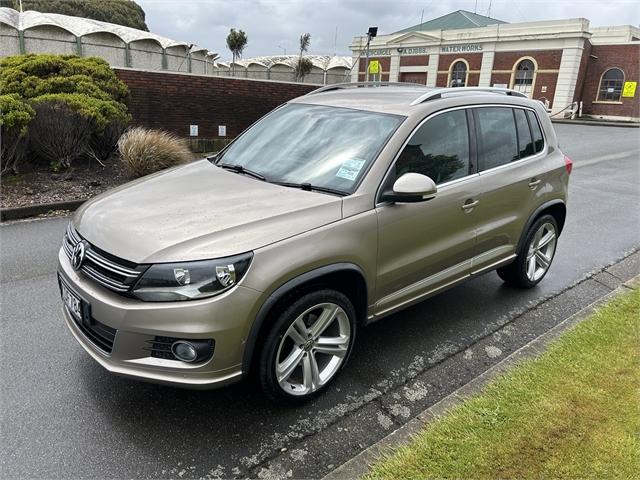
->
left=525, top=222, right=557, bottom=282
left=275, top=302, right=351, bottom=396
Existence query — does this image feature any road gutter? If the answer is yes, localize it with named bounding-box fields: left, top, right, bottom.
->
left=323, top=275, right=639, bottom=480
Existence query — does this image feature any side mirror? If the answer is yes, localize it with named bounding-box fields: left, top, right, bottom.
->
left=382, top=172, right=437, bottom=203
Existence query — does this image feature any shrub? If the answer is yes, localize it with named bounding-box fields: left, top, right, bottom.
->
left=29, top=102, right=92, bottom=170
left=118, top=127, right=193, bottom=178
left=0, top=54, right=131, bottom=170
left=0, top=94, right=35, bottom=175
left=0, top=0, right=149, bottom=31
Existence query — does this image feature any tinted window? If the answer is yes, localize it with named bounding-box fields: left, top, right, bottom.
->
left=218, top=104, right=402, bottom=194
left=526, top=110, right=544, bottom=153
left=476, top=107, right=518, bottom=170
left=514, top=109, right=534, bottom=158
left=393, top=110, right=470, bottom=185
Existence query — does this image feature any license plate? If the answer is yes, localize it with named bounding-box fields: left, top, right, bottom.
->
left=60, top=277, right=83, bottom=322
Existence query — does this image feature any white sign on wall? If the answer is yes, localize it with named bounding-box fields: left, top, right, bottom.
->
left=218, top=125, right=227, bottom=137
left=189, top=124, right=198, bottom=137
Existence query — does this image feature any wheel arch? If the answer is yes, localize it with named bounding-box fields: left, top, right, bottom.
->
left=517, top=200, right=566, bottom=254
left=241, top=263, right=368, bottom=376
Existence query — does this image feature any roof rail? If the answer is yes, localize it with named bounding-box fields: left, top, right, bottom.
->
left=410, top=87, right=528, bottom=106
left=307, top=81, right=429, bottom=96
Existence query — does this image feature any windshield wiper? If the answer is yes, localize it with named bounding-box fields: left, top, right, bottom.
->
left=217, top=163, right=267, bottom=181
left=273, top=181, right=347, bottom=197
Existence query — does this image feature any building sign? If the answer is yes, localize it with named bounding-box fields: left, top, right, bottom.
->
left=189, top=125, right=198, bottom=137
left=400, top=47, right=428, bottom=55
left=622, top=81, right=637, bottom=98
left=367, top=48, right=392, bottom=56
left=441, top=44, right=483, bottom=53
left=368, top=60, right=380, bottom=74
left=218, top=125, right=227, bottom=137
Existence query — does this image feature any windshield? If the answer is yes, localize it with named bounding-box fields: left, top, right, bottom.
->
left=216, top=103, right=403, bottom=194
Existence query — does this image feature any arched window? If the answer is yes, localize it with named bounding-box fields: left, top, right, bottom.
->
left=597, top=68, right=624, bottom=101
left=450, top=61, right=467, bottom=87
left=512, top=58, right=536, bottom=96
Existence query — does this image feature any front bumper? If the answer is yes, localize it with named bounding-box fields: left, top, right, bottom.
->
left=58, top=248, right=263, bottom=389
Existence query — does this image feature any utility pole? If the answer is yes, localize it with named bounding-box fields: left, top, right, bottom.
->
left=364, top=26, right=377, bottom=82
left=19, top=0, right=23, bottom=12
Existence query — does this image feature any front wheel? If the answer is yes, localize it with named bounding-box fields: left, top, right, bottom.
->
left=258, top=289, right=356, bottom=403
left=497, top=214, right=559, bottom=288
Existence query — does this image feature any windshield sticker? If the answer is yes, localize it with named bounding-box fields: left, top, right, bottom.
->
left=336, top=158, right=366, bottom=181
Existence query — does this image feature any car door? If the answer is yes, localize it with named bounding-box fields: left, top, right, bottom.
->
left=471, top=106, right=550, bottom=273
left=373, top=108, right=483, bottom=318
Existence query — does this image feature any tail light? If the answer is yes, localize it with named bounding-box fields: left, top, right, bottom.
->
left=563, top=154, right=573, bottom=175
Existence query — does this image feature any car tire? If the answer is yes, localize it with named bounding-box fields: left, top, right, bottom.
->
left=259, top=289, right=357, bottom=404
left=497, top=214, right=559, bottom=289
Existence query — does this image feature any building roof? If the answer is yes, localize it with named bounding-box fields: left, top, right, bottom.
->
left=216, top=55, right=352, bottom=70
left=393, top=9, right=507, bottom=34
left=0, top=7, right=215, bottom=55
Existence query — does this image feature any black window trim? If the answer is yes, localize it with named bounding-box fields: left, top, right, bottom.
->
left=471, top=105, right=547, bottom=175
left=375, top=105, right=478, bottom=206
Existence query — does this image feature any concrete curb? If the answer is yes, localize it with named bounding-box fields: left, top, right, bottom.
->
left=323, top=276, right=639, bottom=480
left=0, top=199, right=85, bottom=222
left=551, top=118, right=640, bottom=128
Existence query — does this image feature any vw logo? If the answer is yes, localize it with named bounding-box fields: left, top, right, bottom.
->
left=71, top=241, right=88, bottom=271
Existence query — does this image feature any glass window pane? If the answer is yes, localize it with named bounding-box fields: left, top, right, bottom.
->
left=514, top=109, right=534, bottom=158
left=476, top=107, right=519, bottom=170
left=597, top=68, right=624, bottom=101
left=526, top=110, right=544, bottom=153
left=394, top=110, right=470, bottom=184
left=218, top=104, right=403, bottom=193
left=450, top=61, right=467, bottom=87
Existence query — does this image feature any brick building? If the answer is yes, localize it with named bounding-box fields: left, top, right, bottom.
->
left=351, top=10, right=639, bottom=121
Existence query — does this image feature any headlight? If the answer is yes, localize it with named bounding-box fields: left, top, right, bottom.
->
left=132, top=252, right=253, bottom=302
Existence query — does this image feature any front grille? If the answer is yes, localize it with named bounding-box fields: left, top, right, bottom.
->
left=76, top=318, right=117, bottom=354
left=146, top=336, right=180, bottom=360
left=63, top=223, right=146, bottom=294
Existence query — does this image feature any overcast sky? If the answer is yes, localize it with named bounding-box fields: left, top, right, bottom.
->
left=137, top=0, right=640, bottom=60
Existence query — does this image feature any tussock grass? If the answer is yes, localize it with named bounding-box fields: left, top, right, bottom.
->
left=367, top=287, right=640, bottom=480
left=118, top=127, right=193, bottom=178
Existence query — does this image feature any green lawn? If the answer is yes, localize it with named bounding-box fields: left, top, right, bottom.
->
left=367, top=287, right=640, bottom=480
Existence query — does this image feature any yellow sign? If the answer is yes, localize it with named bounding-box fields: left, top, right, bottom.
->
left=368, top=60, right=380, bottom=74
left=622, top=81, right=637, bottom=98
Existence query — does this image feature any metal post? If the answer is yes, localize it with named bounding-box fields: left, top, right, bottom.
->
left=76, top=36, right=82, bottom=56
left=365, top=35, right=371, bottom=82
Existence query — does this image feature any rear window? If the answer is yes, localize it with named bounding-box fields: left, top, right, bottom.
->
left=514, top=108, right=534, bottom=158
left=526, top=110, right=545, bottom=153
left=475, top=107, right=519, bottom=170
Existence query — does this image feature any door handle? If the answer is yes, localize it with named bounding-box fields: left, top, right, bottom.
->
left=461, top=199, right=479, bottom=211
left=528, top=178, right=542, bottom=189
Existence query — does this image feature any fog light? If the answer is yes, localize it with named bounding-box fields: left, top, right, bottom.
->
left=171, top=341, right=197, bottom=362
left=171, top=340, right=213, bottom=363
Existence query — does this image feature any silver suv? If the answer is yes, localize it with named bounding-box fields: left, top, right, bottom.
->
left=58, top=84, right=572, bottom=402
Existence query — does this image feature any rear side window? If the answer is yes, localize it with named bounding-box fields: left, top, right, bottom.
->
left=526, top=110, right=545, bottom=153
left=393, top=109, right=470, bottom=184
left=475, top=107, right=518, bottom=170
left=514, top=108, right=534, bottom=158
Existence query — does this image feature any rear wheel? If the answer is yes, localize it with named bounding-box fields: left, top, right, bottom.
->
left=497, top=214, right=558, bottom=288
left=259, top=289, right=356, bottom=403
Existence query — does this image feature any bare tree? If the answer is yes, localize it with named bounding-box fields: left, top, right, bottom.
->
left=226, top=28, right=248, bottom=76
left=295, top=32, right=312, bottom=81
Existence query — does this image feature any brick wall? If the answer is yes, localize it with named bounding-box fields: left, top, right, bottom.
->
left=493, top=50, right=563, bottom=70
left=113, top=68, right=316, bottom=139
left=400, top=55, right=428, bottom=67
left=579, top=43, right=640, bottom=119
left=438, top=53, right=483, bottom=71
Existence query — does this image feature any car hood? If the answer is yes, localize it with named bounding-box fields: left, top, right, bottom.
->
left=74, top=160, right=343, bottom=263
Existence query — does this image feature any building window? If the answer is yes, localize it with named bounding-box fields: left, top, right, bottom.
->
left=597, top=68, right=624, bottom=101
left=450, top=60, right=467, bottom=87
left=512, top=58, right=536, bottom=96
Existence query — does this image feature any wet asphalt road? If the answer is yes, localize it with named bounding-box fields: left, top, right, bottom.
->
left=1, top=123, right=639, bottom=479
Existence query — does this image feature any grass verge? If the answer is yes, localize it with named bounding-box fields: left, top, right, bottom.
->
left=367, top=287, right=640, bottom=480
